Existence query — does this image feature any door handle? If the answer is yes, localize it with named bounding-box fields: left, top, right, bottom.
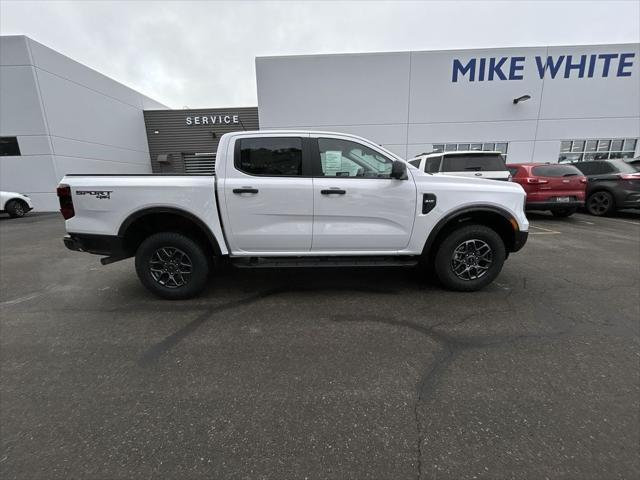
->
left=321, top=189, right=346, bottom=195
left=233, top=188, right=259, bottom=194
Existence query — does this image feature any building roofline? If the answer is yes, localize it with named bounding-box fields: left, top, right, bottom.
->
left=256, top=42, right=640, bottom=61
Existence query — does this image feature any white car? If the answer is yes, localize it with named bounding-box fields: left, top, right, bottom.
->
left=1, top=191, right=33, bottom=218
left=57, top=130, right=528, bottom=299
left=408, top=150, right=511, bottom=181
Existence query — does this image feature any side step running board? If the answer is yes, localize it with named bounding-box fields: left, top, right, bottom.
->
left=231, top=256, right=420, bottom=268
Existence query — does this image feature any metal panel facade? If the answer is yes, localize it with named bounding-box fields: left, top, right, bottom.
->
left=256, top=44, right=640, bottom=162
left=144, top=107, right=259, bottom=173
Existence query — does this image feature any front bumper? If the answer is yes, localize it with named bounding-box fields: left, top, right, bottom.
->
left=512, top=230, right=528, bottom=252
left=64, top=233, right=125, bottom=256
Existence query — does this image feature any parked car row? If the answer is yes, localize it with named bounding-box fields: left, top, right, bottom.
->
left=408, top=152, right=640, bottom=217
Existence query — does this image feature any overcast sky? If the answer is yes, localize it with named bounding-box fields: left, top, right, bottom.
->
left=1, top=0, right=639, bottom=108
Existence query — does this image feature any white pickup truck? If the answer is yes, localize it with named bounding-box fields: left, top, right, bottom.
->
left=58, top=130, right=529, bottom=299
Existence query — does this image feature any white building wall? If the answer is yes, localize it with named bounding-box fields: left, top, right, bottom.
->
left=0, top=36, right=166, bottom=211
left=256, top=43, right=640, bottom=163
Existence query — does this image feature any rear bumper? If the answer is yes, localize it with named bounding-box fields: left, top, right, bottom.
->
left=512, top=230, right=528, bottom=252
left=64, top=233, right=126, bottom=256
left=526, top=200, right=583, bottom=210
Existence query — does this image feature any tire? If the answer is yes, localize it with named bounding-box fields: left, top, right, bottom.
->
left=551, top=207, right=576, bottom=218
left=586, top=191, right=615, bottom=216
left=135, top=232, right=209, bottom=300
left=433, top=224, right=506, bottom=292
left=6, top=200, right=27, bottom=218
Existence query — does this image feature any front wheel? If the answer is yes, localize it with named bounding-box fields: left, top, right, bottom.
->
left=135, top=232, right=210, bottom=300
left=433, top=224, right=506, bottom=292
left=6, top=200, right=27, bottom=218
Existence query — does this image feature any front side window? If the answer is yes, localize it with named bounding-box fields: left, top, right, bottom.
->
left=408, top=159, right=421, bottom=168
left=0, top=137, right=21, bottom=156
left=317, top=138, right=393, bottom=178
left=237, top=137, right=302, bottom=176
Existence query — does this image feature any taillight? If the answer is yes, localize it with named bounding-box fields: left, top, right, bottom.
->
left=618, top=173, right=640, bottom=180
left=526, top=177, right=548, bottom=184
left=57, top=184, right=75, bottom=219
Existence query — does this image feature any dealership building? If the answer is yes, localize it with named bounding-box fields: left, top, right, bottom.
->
left=1, top=35, right=638, bottom=211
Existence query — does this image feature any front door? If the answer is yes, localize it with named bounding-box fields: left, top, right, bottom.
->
left=311, top=136, right=417, bottom=252
left=222, top=135, right=313, bottom=254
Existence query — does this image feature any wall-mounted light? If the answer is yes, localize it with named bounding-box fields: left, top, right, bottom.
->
left=513, top=95, right=531, bottom=104
left=153, top=130, right=160, bottom=134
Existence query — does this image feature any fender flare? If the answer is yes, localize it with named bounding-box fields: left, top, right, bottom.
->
left=118, top=207, right=223, bottom=255
left=422, top=205, right=519, bottom=254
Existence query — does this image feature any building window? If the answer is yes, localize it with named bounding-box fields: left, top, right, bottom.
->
left=432, top=142, right=509, bottom=161
left=558, top=138, right=638, bottom=163
left=0, top=137, right=21, bottom=156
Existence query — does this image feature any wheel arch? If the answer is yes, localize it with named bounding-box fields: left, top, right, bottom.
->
left=4, top=197, right=28, bottom=209
left=118, top=207, right=223, bottom=257
left=422, top=205, right=520, bottom=260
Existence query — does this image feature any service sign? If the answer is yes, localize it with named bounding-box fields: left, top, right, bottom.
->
left=452, top=52, right=636, bottom=82
left=186, top=115, right=240, bottom=125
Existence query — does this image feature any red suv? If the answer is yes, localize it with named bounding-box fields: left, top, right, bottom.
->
left=508, top=163, right=587, bottom=217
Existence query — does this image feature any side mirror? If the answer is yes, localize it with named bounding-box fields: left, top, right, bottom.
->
left=390, top=160, right=408, bottom=180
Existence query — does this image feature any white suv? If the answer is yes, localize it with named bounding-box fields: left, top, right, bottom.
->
left=408, top=151, right=511, bottom=181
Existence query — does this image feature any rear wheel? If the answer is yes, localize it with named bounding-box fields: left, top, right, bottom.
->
left=433, top=224, right=506, bottom=292
left=6, top=200, right=27, bottom=218
left=551, top=207, right=577, bottom=218
left=135, top=232, right=209, bottom=300
left=586, top=191, right=614, bottom=216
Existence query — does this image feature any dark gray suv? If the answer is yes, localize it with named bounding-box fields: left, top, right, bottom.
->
left=571, top=160, right=640, bottom=216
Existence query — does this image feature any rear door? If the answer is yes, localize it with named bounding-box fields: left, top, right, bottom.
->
left=221, top=135, right=313, bottom=254
left=311, top=135, right=417, bottom=252
left=438, top=153, right=510, bottom=180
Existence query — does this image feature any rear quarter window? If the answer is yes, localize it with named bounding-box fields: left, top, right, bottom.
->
left=507, top=166, right=520, bottom=176
left=441, top=153, right=506, bottom=172
left=531, top=165, right=583, bottom=177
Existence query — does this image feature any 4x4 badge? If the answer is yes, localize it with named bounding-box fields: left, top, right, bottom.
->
left=76, top=190, right=112, bottom=200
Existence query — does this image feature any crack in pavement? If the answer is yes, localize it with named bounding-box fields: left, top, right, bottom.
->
left=136, top=283, right=579, bottom=480
left=329, top=310, right=574, bottom=480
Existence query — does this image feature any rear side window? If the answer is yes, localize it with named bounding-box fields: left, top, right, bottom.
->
left=532, top=165, right=583, bottom=177
left=424, top=156, right=441, bottom=173
left=507, top=166, right=520, bottom=176
left=441, top=153, right=506, bottom=172
left=237, top=137, right=302, bottom=176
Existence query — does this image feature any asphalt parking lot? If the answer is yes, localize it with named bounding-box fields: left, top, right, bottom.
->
left=1, top=211, right=639, bottom=479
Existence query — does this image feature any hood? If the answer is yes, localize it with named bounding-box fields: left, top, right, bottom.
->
left=410, top=169, right=525, bottom=194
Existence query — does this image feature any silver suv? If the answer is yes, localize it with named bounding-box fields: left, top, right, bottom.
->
left=408, top=151, right=511, bottom=181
